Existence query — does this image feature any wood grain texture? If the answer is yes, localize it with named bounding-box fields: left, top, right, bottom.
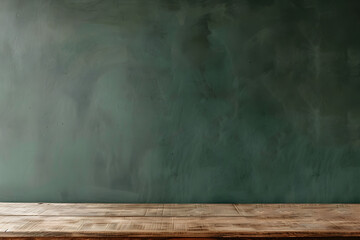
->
left=0, top=203, right=359, bottom=239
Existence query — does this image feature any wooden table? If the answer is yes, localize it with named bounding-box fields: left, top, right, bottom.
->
left=0, top=203, right=359, bottom=239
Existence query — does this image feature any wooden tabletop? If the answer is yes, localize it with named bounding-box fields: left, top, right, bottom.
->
left=0, top=203, right=359, bottom=239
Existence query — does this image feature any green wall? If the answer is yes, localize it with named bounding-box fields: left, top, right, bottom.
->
left=0, top=0, right=360, bottom=203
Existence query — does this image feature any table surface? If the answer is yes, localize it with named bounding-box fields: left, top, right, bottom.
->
left=0, top=203, right=359, bottom=239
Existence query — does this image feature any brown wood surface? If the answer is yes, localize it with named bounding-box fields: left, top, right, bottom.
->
left=0, top=203, right=359, bottom=239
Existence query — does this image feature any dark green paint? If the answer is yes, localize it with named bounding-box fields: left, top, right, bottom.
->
left=0, top=0, right=360, bottom=203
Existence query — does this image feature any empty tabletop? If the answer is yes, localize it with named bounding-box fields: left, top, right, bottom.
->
left=0, top=203, right=359, bottom=239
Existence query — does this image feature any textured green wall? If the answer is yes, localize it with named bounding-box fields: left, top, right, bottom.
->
left=0, top=0, right=359, bottom=203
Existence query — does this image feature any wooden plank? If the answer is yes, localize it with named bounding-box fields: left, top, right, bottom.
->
left=2, top=203, right=355, bottom=217
left=0, top=203, right=239, bottom=217
left=1, top=215, right=360, bottom=238
left=0, top=203, right=359, bottom=238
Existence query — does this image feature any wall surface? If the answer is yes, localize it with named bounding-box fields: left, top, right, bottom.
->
left=0, top=0, right=360, bottom=203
